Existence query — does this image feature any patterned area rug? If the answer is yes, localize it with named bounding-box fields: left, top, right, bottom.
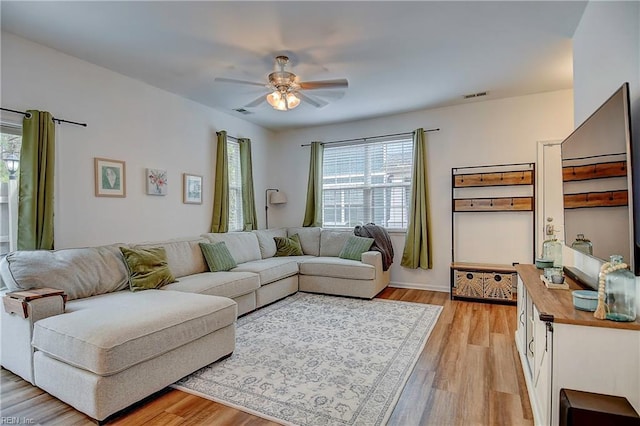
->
left=173, top=292, right=442, bottom=426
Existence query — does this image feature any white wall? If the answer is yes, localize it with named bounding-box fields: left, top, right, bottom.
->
left=0, top=32, right=275, bottom=248
left=572, top=3, right=640, bottom=392
left=573, top=1, right=640, bottom=128
left=571, top=1, right=640, bottom=286
left=269, top=91, right=574, bottom=291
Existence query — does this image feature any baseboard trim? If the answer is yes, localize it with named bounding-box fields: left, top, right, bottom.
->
left=389, top=281, right=450, bottom=293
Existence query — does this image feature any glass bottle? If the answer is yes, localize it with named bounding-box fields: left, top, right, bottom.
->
left=542, top=234, right=562, bottom=267
left=571, top=234, right=593, bottom=255
left=605, top=255, right=636, bottom=322
left=542, top=219, right=563, bottom=280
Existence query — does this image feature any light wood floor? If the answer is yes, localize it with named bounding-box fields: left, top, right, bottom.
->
left=1, top=288, right=533, bottom=425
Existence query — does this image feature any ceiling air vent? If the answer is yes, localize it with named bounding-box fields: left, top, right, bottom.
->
left=233, top=108, right=252, bottom=115
left=463, top=91, right=488, bottom=99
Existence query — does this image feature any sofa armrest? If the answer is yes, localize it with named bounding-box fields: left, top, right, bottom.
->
left=1, top=293, right=65, bottom=384
left=361, top=251, right=383, bottom=270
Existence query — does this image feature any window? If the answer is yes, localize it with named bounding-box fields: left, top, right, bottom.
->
left=322, top=136, right=413, bottom=230
left=227, top=138, right=244, bottom=232
left=1, top=124, right=22, bottom=256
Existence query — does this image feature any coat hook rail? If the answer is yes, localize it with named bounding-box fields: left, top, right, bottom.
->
left=1, top=107, right=87, bottom=127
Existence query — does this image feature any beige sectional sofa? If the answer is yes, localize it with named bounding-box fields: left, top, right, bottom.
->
left=0, top=227, right=390, bottom=422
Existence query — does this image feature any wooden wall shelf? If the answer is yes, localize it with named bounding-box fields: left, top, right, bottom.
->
left=562, top=160, right=627, bottom=182
left=454, top=170, right=534, bottom=188
left=453, top=196, right=533, bottom=212
left=563, top=190, right=628, bottom=209
left=451, top=162, right=535, bottom=305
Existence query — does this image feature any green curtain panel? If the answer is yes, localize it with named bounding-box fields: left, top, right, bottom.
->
left=211, top=131, right=229, bottom=233
left=302, top=141, right=323, bottom=227
left=238, top=138, right=258, bottom=231
left=401, top=128, right=433, bottom=269
left=18, top=110, right=55, bottom=250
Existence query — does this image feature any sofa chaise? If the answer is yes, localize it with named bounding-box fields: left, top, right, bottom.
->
left=0, top=227, right=390, bottom=422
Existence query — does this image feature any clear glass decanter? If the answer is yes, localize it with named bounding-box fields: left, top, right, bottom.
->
left=571, top=234, right=593, bottom=255
left=605, top=255, right=637, bottom=322
left=542, top=235, right=562, bottom=267
left=542, top=219, right=563, bottom=280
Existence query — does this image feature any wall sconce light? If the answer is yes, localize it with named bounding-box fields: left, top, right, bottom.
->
left=265, top=188, right=287, bottom=229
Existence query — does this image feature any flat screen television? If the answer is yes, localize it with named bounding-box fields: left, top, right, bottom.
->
left=561, top=83, right=636, bottom=280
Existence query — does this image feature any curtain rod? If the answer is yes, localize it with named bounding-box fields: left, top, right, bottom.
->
left=217, top=131, right=239, bottom=141
left=300, top=128, right=440, bottom=147
left=0, top=107, right=87, bottom=127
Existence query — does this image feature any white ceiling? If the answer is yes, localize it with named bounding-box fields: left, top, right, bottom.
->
left=1, top=1, right=587, bottom=131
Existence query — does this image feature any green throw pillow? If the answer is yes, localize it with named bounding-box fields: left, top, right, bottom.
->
left=339, top=235, right=375, bottom=261
left=274, top=234, right=304, bottom=256
left=200, top=242, right=237, bottom=271
left=120, top=246, right=176, bottom=291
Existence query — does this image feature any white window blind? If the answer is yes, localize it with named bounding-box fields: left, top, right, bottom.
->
left=227, top=139, right=244, bottom=232
left=322, top=136, right=414, bottom=230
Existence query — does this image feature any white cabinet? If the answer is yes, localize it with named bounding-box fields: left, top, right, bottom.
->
left=517, top=276, right=551, bottom=424
left=532, top=305, right=551, bottom=423
left=515, top=277, right=526, bottom=354
left=515, top=265, right=640, bottom=426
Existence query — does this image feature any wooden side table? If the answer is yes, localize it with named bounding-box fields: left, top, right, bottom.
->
left=559, top=388, right=640, bottom=426
left=3, top=288, right=67, bottom=318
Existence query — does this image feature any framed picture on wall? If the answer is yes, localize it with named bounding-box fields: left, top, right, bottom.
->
left=146, top=168, right=168, bottom=196
left=94, top=158, right=126, bottom=197
left=183, top=173, right=203, bottom=204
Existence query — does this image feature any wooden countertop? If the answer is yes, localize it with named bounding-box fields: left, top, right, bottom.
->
left=516, top=264, right=640, bottom=331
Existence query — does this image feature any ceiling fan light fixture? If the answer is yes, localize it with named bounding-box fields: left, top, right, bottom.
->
left=266, top=89, right=300, bottom=111
left=286, top=93, right=300, bottom=109
left=217, top=54, right=345, bottom=111
left=274, top=98, right=287, bottom=111
left=266, top=91, right=281, bottom=107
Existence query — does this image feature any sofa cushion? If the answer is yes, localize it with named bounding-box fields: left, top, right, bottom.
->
left=120, top=247, right=176, bottom=291
left=33, top=290, right=236, bottom=376
left=162, top=271, right=259, bottom=299
left=232, top=258, right=299, bottom=286
left=319, top=230, right=353, bottom=257
left=287, top=227, right=321, bottom=256
left=299, top=257, right=376, bottom=281
left=252, top=229, right=286, bottom=259
left=201, top=232, right=261, bottom=264
left=339, top=236, right=375, bottom=261
left=199, top=242, right=237, bottom=272
left=0, top=245, right=129, bottom=300
left=132, top=237, right=207, bottom=278
left=274, top=234, right=304, bottom=257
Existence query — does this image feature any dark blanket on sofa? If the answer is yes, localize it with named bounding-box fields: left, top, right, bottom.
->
left=354, top=223, right=394, bottom=271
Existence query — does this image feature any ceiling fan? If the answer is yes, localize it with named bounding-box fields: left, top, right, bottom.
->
left=214, top=55, right=348, bottom=111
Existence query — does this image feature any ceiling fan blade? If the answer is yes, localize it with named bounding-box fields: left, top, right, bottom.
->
left=244, top=94, right=267, bottom=108
left=215, top=77, right=267, bottom=88
left=299, top=79, right=348, bottom=90
left=304, top=89, right=346, bottom=101
left=297, top=91, right=329, bottom=108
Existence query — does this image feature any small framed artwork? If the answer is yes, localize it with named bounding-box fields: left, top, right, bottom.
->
left=95, top=158, right=126, bottom=197
left=146, top=168, right=168, bottom=196
left=183, top=173, right=203, bottom=204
